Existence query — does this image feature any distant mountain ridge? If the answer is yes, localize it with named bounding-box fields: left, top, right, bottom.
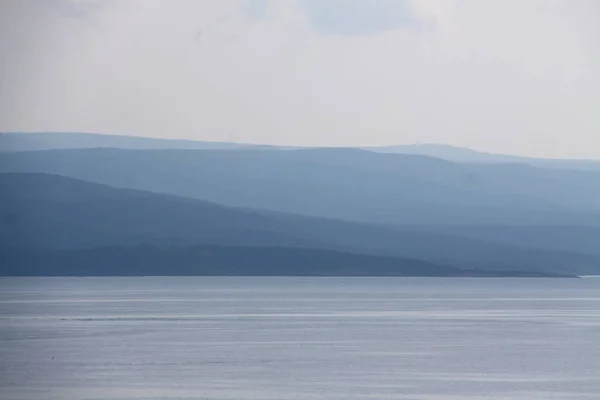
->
left=363, top=143, right=600, bottom=171
left=2, top=132, right=599, bottom=170
left=3, top=134, right=599, bottom=277
left=2, top=148, right=600, bottom=226
left=0, top=132, right=263, bottom=151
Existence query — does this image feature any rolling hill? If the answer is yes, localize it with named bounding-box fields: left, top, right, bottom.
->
left=363, top=143, right=600, bottom=170
left=0, top=132, right=262, bottom=152
left=3, top=132, right=599, bottom=171
left=2, top=246, right=564, bottom=278
left=2, top=148, right=599, bottom=227
left=1, top=173, right=598, bottom=275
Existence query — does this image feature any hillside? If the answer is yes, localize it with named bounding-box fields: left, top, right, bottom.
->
left=1, top=173, right=598, bottom=275
left=3, top=132, right=599, bottom=171
left=2, top=148, right=599, bottom=227
left=0, top=132, right=261, bottom=152
left=364, top=144, right=600, bottom=170
left=1, top=246, right=567, bottom=278
left=413, top=224, right=600, bottom=256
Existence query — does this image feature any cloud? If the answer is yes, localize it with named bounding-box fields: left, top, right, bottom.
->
left=299, top=0, right=420, bottom=35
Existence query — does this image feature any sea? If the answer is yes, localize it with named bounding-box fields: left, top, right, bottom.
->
left=1, top=277, right=599, bottom=400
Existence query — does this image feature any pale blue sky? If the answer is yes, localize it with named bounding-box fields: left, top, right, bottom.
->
left=1, top=0, right=599, bottom=158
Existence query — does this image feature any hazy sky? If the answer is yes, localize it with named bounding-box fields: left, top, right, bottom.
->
left=1, top=0, right=599, bottom=158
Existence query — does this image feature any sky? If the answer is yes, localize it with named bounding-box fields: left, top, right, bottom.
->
left=0, top=0, right=599, bottom=158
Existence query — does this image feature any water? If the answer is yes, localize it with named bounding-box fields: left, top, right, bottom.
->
left=1, top=277, right=599, bottom=400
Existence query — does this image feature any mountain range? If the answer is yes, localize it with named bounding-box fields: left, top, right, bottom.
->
left=1, top=132, right=598, bottom=277
left=0, top=172, right=597, bottom=276
left=3, top=132, right=600, bottom=170
left=2, top=147, right=600, bottom=226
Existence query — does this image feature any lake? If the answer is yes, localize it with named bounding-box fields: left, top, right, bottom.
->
left=1, top=277, right=599, bottom=399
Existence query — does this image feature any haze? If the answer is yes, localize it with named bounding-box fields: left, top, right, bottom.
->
left=1, top=0, right=599, bottom=158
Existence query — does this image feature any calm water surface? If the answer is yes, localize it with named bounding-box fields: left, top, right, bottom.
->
left=1, top=277, right=599, bottom=400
